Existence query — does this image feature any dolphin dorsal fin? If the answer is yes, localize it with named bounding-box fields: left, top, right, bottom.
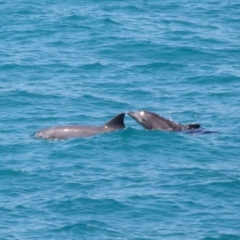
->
left=186, top=123, right=201, bottom=129
left=105, top=113, right=125, bottom=129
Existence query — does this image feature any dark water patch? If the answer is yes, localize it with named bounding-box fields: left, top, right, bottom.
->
left=202, top=234, right=240, bottom=240
left=80, top=62, right=106, bottom=71
left=129, top=61, right=185, bottom=73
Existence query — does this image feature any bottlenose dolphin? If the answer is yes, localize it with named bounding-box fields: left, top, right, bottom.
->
left=127, top=110, right=200, bottom=131
left=34, top=113, right=125, bottom=140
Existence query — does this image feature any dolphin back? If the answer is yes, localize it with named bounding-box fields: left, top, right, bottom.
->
left=104, top=113, right=125, bottom=129
left=34, top=113, right=126, bottom=140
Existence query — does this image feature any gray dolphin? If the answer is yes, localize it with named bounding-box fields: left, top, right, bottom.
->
left=34, top=113, right=125, bottom=140
left=127, top=110, right=200, bottom=131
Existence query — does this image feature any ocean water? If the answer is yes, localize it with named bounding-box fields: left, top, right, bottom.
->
left=1, top=0, right=240, bottom=239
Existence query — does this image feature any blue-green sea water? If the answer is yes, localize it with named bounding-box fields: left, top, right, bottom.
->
left=1, top=1, right=240, bottom=239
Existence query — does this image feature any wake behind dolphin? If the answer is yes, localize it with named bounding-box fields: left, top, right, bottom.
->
left=34, top=113, right=125, bottom=140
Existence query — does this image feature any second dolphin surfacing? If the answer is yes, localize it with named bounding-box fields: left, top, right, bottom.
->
left=34, top=113, right=125, bottom=140
left=127, top=110, right=200, bottom=131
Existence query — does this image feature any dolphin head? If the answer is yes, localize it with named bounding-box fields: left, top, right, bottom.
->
left=127, top=110, right=157, bottom=130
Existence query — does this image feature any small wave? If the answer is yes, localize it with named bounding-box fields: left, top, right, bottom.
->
left=100, top=17, right=121, bottom=26
left=0, top=63, right=21, bottom=70
left=0, top=169, right=26, bottom=177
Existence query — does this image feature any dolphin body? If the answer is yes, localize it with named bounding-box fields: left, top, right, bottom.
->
left=127, top=110, right=200, bottom=131
left=34, top=113, right=125, bottom=140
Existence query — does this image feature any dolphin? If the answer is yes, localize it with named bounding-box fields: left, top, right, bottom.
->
left=127, top=110, right=200, bottom=131
left=34, top=113, right=125, bottom=140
